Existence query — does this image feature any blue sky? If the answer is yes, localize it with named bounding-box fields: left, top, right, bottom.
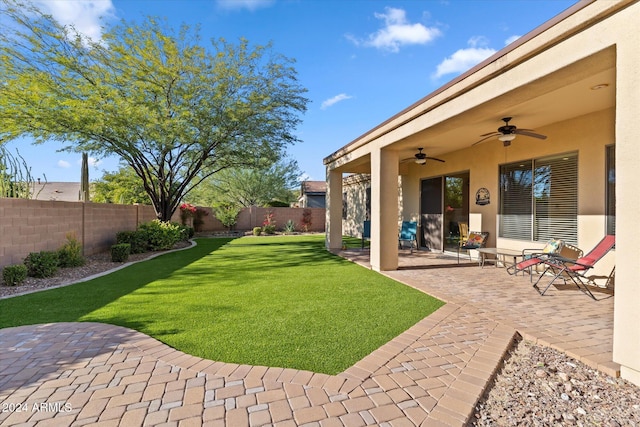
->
left=5, top=0, right=577, bottom=183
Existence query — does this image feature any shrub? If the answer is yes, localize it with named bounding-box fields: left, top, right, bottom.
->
left=253, top=226, right=262, bottom=236
left=179, top=225, right=195, bottom=239
left=24, top=251, right=59, bottom=278
left=214, top=204, right=241, bottom=230
left=301, top=208, right=313, bottom=232
left=116, top=230, right=148, bottom=254
left=193, top=208, right=208, bottom=232
left=110, top=243, right=131, bottom=262
left=263, top=225, right=276, bottom=235
left=57, top=232, right=85, bottom=268
left=138, top=220, right=183, bottom=251
left=2, top=264, right=27, bottom=286
left=284, top=219, right=296, bottom=234
left=179, top=202, right=197, bottom=225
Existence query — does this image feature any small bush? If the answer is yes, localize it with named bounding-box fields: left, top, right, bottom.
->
left=301, top=208, right=312, bottom=232
left=2, top=264, right=28, bottom=286
left=284, top=219, right=296, bottom=234
left=263, top=225, right=276, bottom=235
left=180, top=225, right=195, bottom=239
left=57, top=232, right=85, bottom=268
left=116, top=230, right=148, bottom=254
left=24, top=251, right=59, bottom=278
left=111, top=243, right=131, bottom=262
left=138, top=220, right=183, bottom=251
left=253, top=226, right=262, bottom=236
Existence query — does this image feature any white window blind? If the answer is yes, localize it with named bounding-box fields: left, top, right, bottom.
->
left=499, top=163, right=533, bottom=241
left=500, top=153, right=578, bottom=244
left=533, top=155, right=578, bottom=244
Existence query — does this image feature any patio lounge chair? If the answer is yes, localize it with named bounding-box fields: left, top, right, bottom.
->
left=507, top=238, right=566, bottom=276
left=532, top=235, right=615, bottom=299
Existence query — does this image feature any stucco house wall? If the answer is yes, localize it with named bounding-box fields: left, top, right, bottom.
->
left=323, top=0, right=639, bottom=386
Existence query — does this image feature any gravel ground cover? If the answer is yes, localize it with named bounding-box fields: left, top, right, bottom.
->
left=471, top=339, right=640, bottom=426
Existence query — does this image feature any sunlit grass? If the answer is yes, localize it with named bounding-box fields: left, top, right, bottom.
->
left=0, top=235, right=443, bottom=374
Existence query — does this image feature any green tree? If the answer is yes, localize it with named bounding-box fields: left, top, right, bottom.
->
left=187, top=158, right=302, bottom=208
left=0, top=0, right=308, bottom=220
left=92, top=164, right=151, bottom=205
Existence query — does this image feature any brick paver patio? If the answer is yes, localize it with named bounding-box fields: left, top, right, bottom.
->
left=0, top=248, right=615, bottom=426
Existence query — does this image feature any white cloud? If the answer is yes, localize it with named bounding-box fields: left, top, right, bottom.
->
left=505, top=35, right=521, bottom=46
left=432, top=37, right=496, bottom=79
left=58, top=160, right=70, bottom=168
left=32, top=0, right=115, bottom=42
left=349, top=7, right=441, bottom=53
left=321, top=93, right=353, bottom=110
left=216, top=0, right=275, bottom=11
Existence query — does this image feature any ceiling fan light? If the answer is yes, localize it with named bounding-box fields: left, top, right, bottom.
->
left=415, top=158, right=426, bottom=164
left=498, top=134, right=516, bottom=142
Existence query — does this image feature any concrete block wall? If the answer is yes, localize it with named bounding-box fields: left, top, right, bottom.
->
left=198, top=206, right=325, bottom=233
left=0, top=198, right=83, bottom=267
left=239, top=207, right=325, bottom=232
left=0, top=198, right=326, bottom=269
left=0, top=199, right=159, bottom=269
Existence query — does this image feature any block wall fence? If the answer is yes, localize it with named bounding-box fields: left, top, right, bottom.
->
left=0, top=198, right=325, bottom=269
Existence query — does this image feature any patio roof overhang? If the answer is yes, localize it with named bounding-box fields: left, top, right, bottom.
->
left=323, top=0, right=623, bottom=174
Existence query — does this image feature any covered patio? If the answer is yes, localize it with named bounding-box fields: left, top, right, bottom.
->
left=324, top=0, right=639, bottom=387
left=338, top=248, right=618, bottom=378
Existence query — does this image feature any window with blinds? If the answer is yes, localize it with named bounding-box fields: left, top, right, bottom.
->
left=499, top=153, right=578, bottom=244
left=499, top=163, right=533, bottom=241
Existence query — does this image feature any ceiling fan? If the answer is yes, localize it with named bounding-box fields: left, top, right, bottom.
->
left=402, top=148, right=445, bottom=165
left=473, top=117, right=547, bottom=146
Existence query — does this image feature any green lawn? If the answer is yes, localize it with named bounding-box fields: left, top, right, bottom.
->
left=0, top=235, right=443, bottom=374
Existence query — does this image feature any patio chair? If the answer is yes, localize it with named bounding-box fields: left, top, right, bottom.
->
left=532, top=235, right=615, bottom=299
left=507, top=238, right=566, bottom=277
left=457, top=230, right=489, bottom=263
left=398, top=221, right=418, bottom=253
left=458, top=222, right=469, bottom=246
left=361, top=220, right=371, bottom=249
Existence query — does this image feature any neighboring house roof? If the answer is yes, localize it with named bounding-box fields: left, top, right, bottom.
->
left=31, top=182, right=81, bottom=202
left=301, top=181, right=326, bottom=195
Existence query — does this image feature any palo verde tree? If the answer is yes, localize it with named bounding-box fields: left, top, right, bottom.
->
left=187, top=157, right=302, bottom=208
left=92, top=163, right=152, bottom=205
left=0, top=0, right=308, bottom=220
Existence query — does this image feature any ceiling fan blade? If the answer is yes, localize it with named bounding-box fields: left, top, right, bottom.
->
left=473, top=133, right=499, bottom=146
left=480, top=131, right=499, bottom=137
left=514, top=129, right=547, bottom=139
left=425, top=156, right=445, bottom=163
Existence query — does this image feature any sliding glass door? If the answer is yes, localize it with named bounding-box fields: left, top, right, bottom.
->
left=421, top=173, right=469, bottom=251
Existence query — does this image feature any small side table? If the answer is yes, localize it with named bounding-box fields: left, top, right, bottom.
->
left=476, top=248, right=524, bottom=269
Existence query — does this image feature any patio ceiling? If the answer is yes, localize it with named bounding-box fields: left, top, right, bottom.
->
left=333, top=47, right=615, bottom=174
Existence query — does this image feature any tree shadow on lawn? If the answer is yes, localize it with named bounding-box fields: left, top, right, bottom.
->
left=209, top=235, right=349, bottom=272
left=0, top=235, right=442, bottom=374
left=0, top=238, right=235, bottom=329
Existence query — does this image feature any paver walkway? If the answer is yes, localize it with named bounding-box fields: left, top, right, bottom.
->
left=0, top=249, right=616, bottom=426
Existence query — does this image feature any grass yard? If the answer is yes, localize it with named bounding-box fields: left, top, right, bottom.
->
left=0, top=235, right=443, bottom=374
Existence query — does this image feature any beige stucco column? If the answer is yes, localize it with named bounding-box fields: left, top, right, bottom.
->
left=325, top=168, right=343, bottom=250
left=370, top=148, right=399, bottom=271
left=613, top=22, right=640, bottom=387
